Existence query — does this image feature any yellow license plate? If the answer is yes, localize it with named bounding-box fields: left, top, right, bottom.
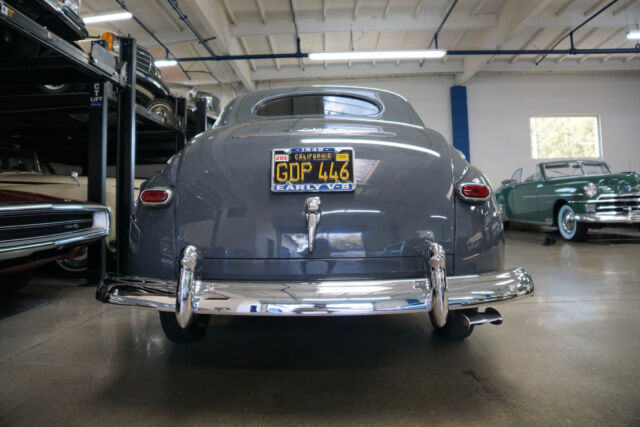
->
left=271, top=147, right=356, bottom=193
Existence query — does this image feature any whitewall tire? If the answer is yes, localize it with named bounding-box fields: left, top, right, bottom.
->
left=557, top=204, right=588, bottom=241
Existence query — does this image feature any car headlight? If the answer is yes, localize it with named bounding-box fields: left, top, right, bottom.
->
left=584, top=182, right=598, bottom=198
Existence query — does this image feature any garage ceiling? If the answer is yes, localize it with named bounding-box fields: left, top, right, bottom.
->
left=80, top=0, right=640, bottom=90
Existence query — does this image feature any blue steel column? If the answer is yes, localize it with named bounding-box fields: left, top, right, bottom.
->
left=450, top=85, right=470, bottom=161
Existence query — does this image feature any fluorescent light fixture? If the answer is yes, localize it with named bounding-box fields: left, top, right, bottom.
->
left=83, top=12, right=132, bottom=24
left=308, top=50, right=447, bottom=61
left=627, top=30, right=640, bottom=40
left=154, top=59, right=178, bottom=67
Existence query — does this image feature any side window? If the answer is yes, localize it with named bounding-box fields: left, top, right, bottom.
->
left=255, top=94, right=381, bottom=117
left=533, top=167, right=542, bottom=181
left=511, top=168, right=523, bottom=182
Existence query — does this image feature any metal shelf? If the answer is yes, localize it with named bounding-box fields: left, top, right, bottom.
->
left=0, top=0, right=188, bottom=280
left=0, top=0, right=121, bottom=85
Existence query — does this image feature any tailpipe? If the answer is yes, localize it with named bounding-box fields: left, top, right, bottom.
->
left=459, top=307, right=503, bottom=328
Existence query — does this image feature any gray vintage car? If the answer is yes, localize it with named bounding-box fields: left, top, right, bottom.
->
left=97, top=86, right=533, bottom=343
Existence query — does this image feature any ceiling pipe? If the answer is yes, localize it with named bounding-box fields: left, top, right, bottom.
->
left=536, top=0, right=619, bottom=65
left=420, top=0, right=459, bottom=66
left=447, top=48, right=640, bottom=55
left=165, top=0, right=221, bottom=83
left=112, top=0, right=191, bottom=80
left=174, top=52, right=308, bottom=62
left=170, top=47, right=640, bottom=62
left=428, top=0, right=460, bottom=50
left=289, top=0, right=305, bottom=71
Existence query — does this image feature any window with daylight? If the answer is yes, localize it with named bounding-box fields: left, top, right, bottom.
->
left=529, top=116, right=601, bottom=159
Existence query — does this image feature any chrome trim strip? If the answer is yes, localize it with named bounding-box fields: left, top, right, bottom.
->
left=0, top=218, right=93, bottom=231
left=505, top=219, right=551, bottom=225
left=97, top=267, right=533, bottom=316
left=0, top=203, right=109, bottom=213
left=596, top=205, right=640, bottom=211
left=575, top=212, right=640, bottom=224
left=597, top=193, right=640, bottom=199
left=0, top=204, right=110, bottom=261
left=572, top=195, right=640, bottom=204
left=232, top=130, right=397, bottom=139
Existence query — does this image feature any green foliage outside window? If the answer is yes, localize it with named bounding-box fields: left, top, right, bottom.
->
left=530, top=116, right=601, bottom=159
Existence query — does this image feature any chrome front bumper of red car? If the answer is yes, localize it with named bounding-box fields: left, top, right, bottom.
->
left=97, top=244, right=534, bottom=328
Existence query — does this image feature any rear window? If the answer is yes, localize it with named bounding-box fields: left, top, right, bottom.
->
left=254, top=94, right=381, bottom=118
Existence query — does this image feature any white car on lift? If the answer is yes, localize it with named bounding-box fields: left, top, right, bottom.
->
left=0, top=143, right=143, bottom=273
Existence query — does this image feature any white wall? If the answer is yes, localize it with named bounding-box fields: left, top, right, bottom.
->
left=240, top=72, right=640, bottom=186
left=466, top=74, right=640, bottom=186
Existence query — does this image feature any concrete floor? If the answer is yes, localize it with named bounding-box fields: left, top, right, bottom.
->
left=1, top=228, right=640, bottom=425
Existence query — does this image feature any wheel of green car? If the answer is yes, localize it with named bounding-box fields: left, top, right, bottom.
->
left=159, top=311, right=210, bottom=343
left=557, top=204, right=588, bottom=241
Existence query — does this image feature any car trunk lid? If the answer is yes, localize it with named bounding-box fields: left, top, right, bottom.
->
left=174, top=118, right=455, bottom=259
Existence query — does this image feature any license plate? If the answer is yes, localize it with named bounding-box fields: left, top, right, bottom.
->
left=271, top=147, right=356, bottom=193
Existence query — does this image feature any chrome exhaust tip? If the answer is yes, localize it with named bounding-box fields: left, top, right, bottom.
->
left=459, top=307, right=503, bottom=328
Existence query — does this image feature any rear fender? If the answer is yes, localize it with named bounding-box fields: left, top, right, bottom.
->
left=454, top=166, right=504, bottom=275
left=129, top=173, right=177, bottom=280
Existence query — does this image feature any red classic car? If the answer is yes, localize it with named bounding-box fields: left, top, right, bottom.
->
left=0, top=189, right=110, bottom=294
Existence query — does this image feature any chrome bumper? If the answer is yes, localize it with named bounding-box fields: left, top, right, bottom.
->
left=576, top=211, right=640, bottom=224
left=97, top=245, right=533, bottom=323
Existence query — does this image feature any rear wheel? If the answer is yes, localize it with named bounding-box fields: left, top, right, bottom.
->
left=159, top=311, right=210, bottom=343
left=557, top=204, right=588, bottom=241
left=430, top=310, right=474, bottom=340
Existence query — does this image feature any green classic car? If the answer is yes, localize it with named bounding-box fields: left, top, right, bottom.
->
left=495, top=160, right=640, bottom=241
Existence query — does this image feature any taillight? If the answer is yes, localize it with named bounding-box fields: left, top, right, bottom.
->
left=458, top=183, right=491, bottom=203
left=139, top=188, right=173, bottom=206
